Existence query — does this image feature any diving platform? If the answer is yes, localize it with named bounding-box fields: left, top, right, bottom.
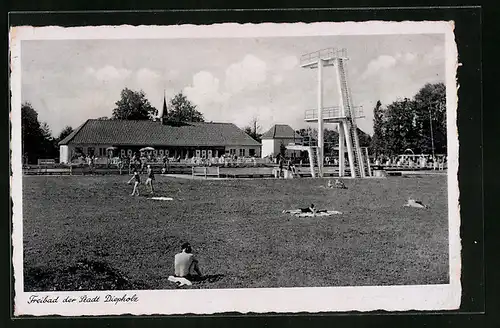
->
left=299, top=46, right=370, bottom=178
left=304, top=106, right=364, bottom=122
left=300, top=48, right=348, bottom=68
left=285, top=144, right=315, bottom=151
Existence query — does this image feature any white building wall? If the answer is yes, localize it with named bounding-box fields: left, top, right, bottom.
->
left=261, top=138, right=302, bottom=158
left=59, top=145, right=69, bottom=164
left=261, top=139, right=275, bottom=158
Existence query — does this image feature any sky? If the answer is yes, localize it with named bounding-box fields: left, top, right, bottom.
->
left=21, top=33, right=445, bottom=137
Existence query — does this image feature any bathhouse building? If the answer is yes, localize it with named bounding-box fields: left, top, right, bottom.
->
left=58, top=119, right=262, bottom=163
left=261, top=124, right=304, bottom=158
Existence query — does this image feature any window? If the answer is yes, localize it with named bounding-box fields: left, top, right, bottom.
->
left=127, top=149, right=133, bottom=156
left=87, top=147, right=95, bottom=156
left=159, top=149, right=164, bottom=156
left=229, top=149, right=236, bottom=155
left=99, top=148, right=104, bottom=156
left=249, top=149, right=255, bottom=157
left=239, top=149, right=245, bottom=157
left=121, top=149, right=126, bottom=157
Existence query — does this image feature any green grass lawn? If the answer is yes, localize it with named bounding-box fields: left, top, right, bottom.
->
left=22, top=174, right=449, bottom=291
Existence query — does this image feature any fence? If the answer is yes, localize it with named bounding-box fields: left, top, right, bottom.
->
left=192, top=166, right=220, bottom=178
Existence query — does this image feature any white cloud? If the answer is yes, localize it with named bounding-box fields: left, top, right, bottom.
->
left=424, top=45, right=444, bottom=63
left=282, top=55, right=299, bottom=70
left=136, top=68, right=161, bottom=84
left=361, top=55, right=397, bottom=79
left=85, top=65, right=131, bottom=81
left=273, top=74, right=284, bottom=85
left=166, top=69, right=180, bottom=81
left=184, top=71, right=231, bottom=106
left=395, top=52, right=417, bottom=63
left=225, top=54, right=267, bottom=93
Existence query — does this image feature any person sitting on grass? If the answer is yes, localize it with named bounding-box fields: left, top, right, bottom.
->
left=174, top=242, right=202, bottom=279
left=127, top=167, right=141, bottom=196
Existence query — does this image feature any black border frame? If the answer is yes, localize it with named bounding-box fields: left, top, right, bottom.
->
left=3, top=4, right=491, bottom=328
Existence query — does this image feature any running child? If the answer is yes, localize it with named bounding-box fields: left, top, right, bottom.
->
left=127, top=167, right=141, bottom=196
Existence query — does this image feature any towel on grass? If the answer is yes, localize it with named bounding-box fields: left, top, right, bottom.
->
left=403, top=199, right=427, bottom=208
left=151, top=197, right=173, bottom=201
left=168, top=276, right=192, bottom=286
left=283, top=209, right=342, bottom=217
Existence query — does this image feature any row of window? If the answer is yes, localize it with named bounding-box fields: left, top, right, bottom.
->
left=228, top=149, right=256, bottom=157
left=73, top=147, right=257, bottom=158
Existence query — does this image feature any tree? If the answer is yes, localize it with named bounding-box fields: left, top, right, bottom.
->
left=371, top=100, right=385, bottom=157
left=243, top=117, right=262, bottom=143
left=383, top=98, right=419, bottom=156
left=58, top=126, right=74, bottom=142
left=21, top=102, right=59, bottom=163
left=413, top=83, right=446, bottom=155
left=39, top=122, right=58, bottom=159
left=324, top=128, right=339, bottom=156
left=21, top=102, right=43, bottom=163
left=356, top=128, right=372, bottom=148
left=112, top=88, right=158, bottom=120
left=165, top=92, right=204, bottom=123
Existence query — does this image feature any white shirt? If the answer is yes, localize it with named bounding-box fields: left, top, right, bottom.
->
left=174, top=252, right=196, bottom=277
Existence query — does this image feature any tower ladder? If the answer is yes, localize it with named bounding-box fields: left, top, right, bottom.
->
left=338, top=58, right=367, bottom=178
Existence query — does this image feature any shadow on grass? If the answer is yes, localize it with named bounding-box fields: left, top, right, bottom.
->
left=24, top=259, right=150, bottom=292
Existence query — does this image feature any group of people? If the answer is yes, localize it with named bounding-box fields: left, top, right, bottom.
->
left=277, top=155, right=298, bottom=178
left=374, top=155, right=447, bottom=170
left=127, top=164, right=156, bottom=196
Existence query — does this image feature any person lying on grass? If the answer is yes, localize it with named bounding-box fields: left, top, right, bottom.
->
left=282, top=204, right=327, bottom=215
left=174, top=242, right=202, bottom=280
left=403, top=198, right=427, bottom=209
left=327, top=179, right=347, bottom=189
left=127, top=167, right=141, bottom=196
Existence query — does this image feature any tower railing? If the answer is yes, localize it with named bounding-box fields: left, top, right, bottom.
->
left=300, top=48, right=348, bottom=66
left=304, top=106, right=364, bottom=120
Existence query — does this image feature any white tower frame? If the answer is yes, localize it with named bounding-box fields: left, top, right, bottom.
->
left=300, top=48, right=368, bottom=178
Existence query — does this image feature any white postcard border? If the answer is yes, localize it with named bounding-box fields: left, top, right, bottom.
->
left=10, top=21, right=460, bottom=316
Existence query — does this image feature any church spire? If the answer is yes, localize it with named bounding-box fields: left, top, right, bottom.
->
left=160, top=89, right=168, bottom=124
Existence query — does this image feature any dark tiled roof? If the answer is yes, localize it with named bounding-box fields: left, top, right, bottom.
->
left=59, top=119, right=261, bottom=147
left=261, top=124, right=303, bottom=140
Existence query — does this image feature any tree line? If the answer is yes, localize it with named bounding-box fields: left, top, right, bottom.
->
left=371, top=82, right=446, bottom=158
left=21, top=88, right=204, bottom=164
left=240, top=82, right=446, bottom=160
left=21, top=82, right=445, bottom=164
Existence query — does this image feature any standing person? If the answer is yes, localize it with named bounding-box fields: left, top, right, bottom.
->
left=162, top=155, right=169, bottom=174
left=174, top=242, right=202, bottom=279
left=286, top=159, right=293, bottom=178
left=127, top=167, right=141, bottom=196
left=278, top=155, right=284, bottom=178
left=145, top=164, right=155, bottom=195
left=89, top=155, right=95, bottom=175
